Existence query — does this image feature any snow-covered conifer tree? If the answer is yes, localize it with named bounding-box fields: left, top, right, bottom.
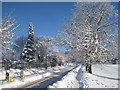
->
left=20, top=23, right=36, bottom=68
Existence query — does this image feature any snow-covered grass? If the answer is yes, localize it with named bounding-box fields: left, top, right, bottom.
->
left=49, top=64, right=119, bottom=88
left=0, top=63, right=75, bottom=89
left=92, top=64, right=119, bottom=79
left=81, top=64, right=119, bottom=88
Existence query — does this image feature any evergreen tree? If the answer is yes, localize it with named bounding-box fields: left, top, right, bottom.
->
left=20, top=23, right=36, bottom=68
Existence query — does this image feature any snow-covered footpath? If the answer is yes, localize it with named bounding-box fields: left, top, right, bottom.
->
left=49, top=64, right=119, bottom=88
left=0, top=63, right=75, bottom=89
left=49, top=65, right=81, bottom=88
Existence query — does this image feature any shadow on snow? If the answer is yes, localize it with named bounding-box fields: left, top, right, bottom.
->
left=92, top=74, right=120, bottom=81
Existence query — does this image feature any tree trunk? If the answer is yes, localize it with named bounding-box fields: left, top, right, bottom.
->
left=45, top=65, right=47, bottom=69
left=88, top=63, right=92, bottom=74
left=85, top=63, right=88, bottom=71
left=85, top=63, right=92, bottom=74
left=45, top=61, right=47, bottom=69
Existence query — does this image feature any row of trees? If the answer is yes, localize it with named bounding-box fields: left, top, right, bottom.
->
left=2, top=23, right=68, bottom=69
left=1, top=2, right=118, bottom=74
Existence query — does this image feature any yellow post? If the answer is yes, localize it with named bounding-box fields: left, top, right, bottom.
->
left=23, top=74, right=26, bottom=78
left=5, top=71, right=13, bottom=82
left=9, top=77, right=13, bottom=82
left=20, top=70, right=26, bottom=79
left=5, top=71, right=9, bottom=81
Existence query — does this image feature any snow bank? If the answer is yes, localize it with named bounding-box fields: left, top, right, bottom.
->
left=48, top=65, right=82, bottom=88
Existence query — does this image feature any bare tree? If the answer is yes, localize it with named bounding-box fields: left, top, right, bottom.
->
left=0, top=14, right=19, bottom=69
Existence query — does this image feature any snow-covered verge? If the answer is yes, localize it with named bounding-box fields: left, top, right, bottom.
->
left=49, top=65, right=82, bottom=88
left=0, top=72, right=51, bottom=89
left=0, top=63, right=75, bottom=89
left=92, top=64, right=119, bottom=80
left=80, top=64, right=119, bottom=88
left=49, top=64, right=119, bottom=88
left=0, top=68, right=45, bottom=81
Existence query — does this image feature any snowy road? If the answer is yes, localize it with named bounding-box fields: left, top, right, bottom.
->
left=27, top=65, right=80, bottom=88
left=0, top=64, right=76, bottom=89
left=49, top=64, right=83, bottom=88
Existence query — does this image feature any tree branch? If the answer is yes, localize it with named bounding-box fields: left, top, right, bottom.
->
left=97, top=22, right=118, bottom=31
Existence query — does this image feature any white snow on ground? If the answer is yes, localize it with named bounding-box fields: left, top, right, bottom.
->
left=92, top=64, right=119, bottom=79
left=0, top=63, right=75, bottom=89
left=49, top=64, right=119, bottom=88
left=49, top=65, right=82, bottom=88
left=0, top=72, right=51, bottom=89
left=0, top=68, right=45, bottom=81
left=80, top=64, right=119, bottom=88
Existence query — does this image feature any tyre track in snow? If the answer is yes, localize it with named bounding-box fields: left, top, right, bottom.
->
left=26, top=65, right=82, bottom=88
left=48, top=64, right=83, bottom=88
left=76, top=65, right=89, bottom=88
